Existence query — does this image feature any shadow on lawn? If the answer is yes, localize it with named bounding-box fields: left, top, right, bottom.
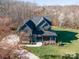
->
left=41, top=53, right=79, bottom=59
left=41, top=55, right=60, bottom=59
left=54, top=30, right=78, bottom=43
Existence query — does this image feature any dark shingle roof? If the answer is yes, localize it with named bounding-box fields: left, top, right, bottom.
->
left=17, top=16, right=55, bottom=36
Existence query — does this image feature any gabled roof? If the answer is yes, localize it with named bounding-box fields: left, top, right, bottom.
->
left=30, top=16, right=43, bottom=26
left=17, top=16, right=52, bottom=31
left=25, top=16, right=52, bottom=26
left=17, top=16, right=55, bottom=36
left=43, top=16, right=51, bottom=22
left=43, top=17, right=52, bottom=25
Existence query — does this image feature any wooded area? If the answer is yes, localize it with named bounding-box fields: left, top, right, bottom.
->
left=0, top=0, right=79, bottom=29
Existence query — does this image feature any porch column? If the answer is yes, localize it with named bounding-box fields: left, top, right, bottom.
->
left=35, top=35, right=37, bottom=43
left=30, top=35, right=32, bottom=44
left=42, top=36, right=43, bottom=43
left=31, top=35, right=34, bottom=44
left=55, top=36, right=56, bottom=44
left=49, top=36, right=51, bottom=45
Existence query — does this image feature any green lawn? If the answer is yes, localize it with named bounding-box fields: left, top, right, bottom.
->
left=24, top=26, right=79, bottom=59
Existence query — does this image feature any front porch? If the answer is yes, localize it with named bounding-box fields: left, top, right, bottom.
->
left=30, top=34, right=57, bottom=45
left=20, top=31, right=57, bottom=46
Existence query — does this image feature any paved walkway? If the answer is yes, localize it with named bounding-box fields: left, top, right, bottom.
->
left=27, top=52, right=40, bottom=59
left=20, top=42, right=42, bottom=47
left=15, top=49, right=40, bottom=59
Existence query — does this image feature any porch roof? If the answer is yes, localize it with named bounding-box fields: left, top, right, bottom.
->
left=42, top=31, right=57, bottom=36
left=32, top=31, right=57, bottom=36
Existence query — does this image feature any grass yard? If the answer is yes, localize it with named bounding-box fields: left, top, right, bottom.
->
left=24, top=26, right=79, bottom=59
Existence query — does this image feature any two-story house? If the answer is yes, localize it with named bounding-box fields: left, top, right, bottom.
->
left=17, top=16, right=57, bottom=44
